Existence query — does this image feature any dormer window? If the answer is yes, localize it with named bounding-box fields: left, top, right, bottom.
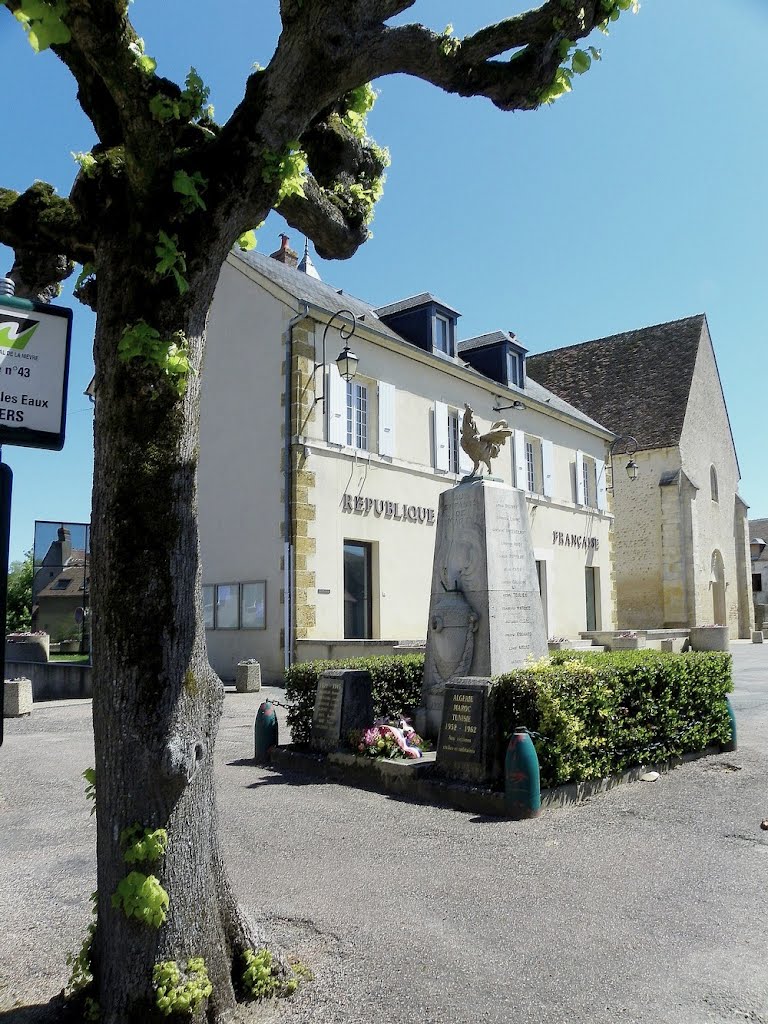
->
left=434, top=314, right=453, bottom=356
left=374, top=293, right=461, bottom=358
left=507, top=349, right=525, bottom=388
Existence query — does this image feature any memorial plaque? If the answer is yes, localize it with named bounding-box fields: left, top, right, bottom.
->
left=310, top=669, right=373, bottom=753
left=437, top=684, right=485, bottom=764
left=311, top=676, right=344, bottom=747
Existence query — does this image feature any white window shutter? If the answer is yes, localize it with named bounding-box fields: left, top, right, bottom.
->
left=434, top=401, right=449, bottom=472
left=542, top=439, right=555, bottom=498
left=514, top=431, right=527, bottom=490
left=327, top=364, right=347, bottom=445
left=575, top=450, right=585, bottom=505
left=595, top=458, right=607, bottom=510
left=378, top=381, right=396, bottom=457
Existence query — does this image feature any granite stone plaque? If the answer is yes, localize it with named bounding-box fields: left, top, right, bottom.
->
left=435, top=677, right=497, bottom=784
left=311, top=676, right=343, bottom=748
left=310, top=669, right=373, bottom=753
left=438, top=684, right=484, bottom=764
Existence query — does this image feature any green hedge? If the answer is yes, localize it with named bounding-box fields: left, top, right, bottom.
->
left=492, top=650, right=733, bottom=788
left=284, top=655, right=424, bottom=745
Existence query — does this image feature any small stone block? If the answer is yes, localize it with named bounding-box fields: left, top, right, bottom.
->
left=4, top=678, right=33, bottom=717
left=235, top=661, right=261, bottom=692
left=751, top=631, right=764, bottom=644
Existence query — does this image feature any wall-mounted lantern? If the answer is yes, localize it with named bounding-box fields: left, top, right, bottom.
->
left=314, top=308, right=359, bottom=408
left=608, top=435, right=639, bottom=491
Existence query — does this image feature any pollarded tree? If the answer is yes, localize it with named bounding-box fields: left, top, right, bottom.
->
left=0, top=1, right=636, bottom=1020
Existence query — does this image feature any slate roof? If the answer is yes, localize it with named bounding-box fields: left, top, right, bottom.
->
left=750, top=518, right=768, bottom=542
left=374, top=292, right=462, bottom=318
left=458, top=330, right=522, bottom=354
left=232, top=250, right=610, bottom=434
left=233, top=249, right=405, bottom=345
left=526, top=314, right=707, bottom=451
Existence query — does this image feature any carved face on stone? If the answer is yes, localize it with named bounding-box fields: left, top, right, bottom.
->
left=429, top=588, right=478, bottom=682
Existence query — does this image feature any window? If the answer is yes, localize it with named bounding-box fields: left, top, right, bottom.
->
left=448, top=410, right=460, bottom=474
left=506, top=350, right=523, bottom=387
left=344, top=541, right=372, bottom=639
left=526, top=440, right=536, bottom=493
left=434, top=314, right=452, bottom=356
left=205, top=581, right=267, bottom=630
left=203, top=585, right=214, bottom=629
left=241, top=582, right=266, bottom=629
left=753, top=574, right=763, bottom=593
left=215, top=584, right=239, bottom=629
left=710, top=465, right=719, bottom=503
left=346, top=380, right=368, bottom=450
left=581, top=456, right=597, bottom=507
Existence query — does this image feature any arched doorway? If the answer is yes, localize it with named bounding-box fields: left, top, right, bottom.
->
left=710, top=550, right=726, bottom=626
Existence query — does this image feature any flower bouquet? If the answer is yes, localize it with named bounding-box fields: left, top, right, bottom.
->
left=350, top=718, right=428, bottom=760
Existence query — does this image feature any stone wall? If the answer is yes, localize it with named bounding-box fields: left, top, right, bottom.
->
left=5, top=660, right=92, bottom=700
left=678, top=328, right=752, bottom=637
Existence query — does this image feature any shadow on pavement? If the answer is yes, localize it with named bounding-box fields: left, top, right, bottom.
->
left=0, top=996, right=77, bottom=1023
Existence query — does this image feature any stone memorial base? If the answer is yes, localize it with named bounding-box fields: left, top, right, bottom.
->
left=310, top=669, right=373, bottom=753
left=4, top=678, right=33, bottom=717
left=235, top=661, right=261, bottom=692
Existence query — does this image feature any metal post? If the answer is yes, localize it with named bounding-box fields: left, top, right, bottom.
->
left=0, top=457, right=13, bottom=747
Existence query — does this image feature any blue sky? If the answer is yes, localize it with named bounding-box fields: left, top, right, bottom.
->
left=1, top=0, right=766, bottom=563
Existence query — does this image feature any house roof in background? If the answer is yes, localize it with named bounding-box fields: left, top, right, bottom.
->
left=36, top=563, right=88, bottom=599
left=527, top=314, right=707, bottom=450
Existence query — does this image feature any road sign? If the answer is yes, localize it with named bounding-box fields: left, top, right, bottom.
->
left=0, top=296, right=72, bottom=451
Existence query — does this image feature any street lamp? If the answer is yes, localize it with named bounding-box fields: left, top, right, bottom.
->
left=314, top=308, right=359, bottom=408
left=608, top=435, right=639, bottom=491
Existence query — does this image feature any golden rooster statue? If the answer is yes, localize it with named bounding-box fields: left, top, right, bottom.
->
left=460, top=403, right=513, bottom=477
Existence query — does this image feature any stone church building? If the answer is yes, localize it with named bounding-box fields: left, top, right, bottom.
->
left=528, top=315, right=753, bottom=638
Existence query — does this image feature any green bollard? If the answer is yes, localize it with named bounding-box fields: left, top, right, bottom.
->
left=505, top=727, right=541, bottom=818
left=722, top=695, right=737, bottom=752
left=254, top=700, right=278, bottom=763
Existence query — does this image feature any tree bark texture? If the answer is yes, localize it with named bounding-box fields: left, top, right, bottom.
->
left=89, top=244, right=264, bottom=1022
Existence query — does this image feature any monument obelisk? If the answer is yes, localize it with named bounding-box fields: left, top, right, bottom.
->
left=417, top=406, right=548, bottom=738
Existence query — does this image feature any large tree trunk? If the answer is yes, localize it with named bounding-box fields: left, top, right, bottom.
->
left=89, top=246, right=264, bottom=1023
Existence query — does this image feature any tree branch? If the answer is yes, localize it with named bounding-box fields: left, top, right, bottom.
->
left=277, top=175, right=369, bottom=260
left=362, top=1, right=606, bottom=111
left=0, top=183, right=94, bottom=265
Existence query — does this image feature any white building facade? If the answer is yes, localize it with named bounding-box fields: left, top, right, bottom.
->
left=198, top=244, right=616, bottom=681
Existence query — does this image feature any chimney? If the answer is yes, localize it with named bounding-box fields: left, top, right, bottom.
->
left=270, top=233, right=298, bottom=268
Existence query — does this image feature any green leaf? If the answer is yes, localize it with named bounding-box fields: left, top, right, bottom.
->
left=571, top=49, right=592, bottom=74
left=172, top=170, right=207, bottom=212
left=75, top=263, right=95, bottom=290
left=236, top=230, right=257, bottom=252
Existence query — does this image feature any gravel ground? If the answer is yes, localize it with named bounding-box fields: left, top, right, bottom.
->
left=1, top=646, right=767, bottom=1024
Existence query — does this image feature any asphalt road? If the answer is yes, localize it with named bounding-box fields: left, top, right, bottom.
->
left=1, top=644, right=766, bottom=1024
